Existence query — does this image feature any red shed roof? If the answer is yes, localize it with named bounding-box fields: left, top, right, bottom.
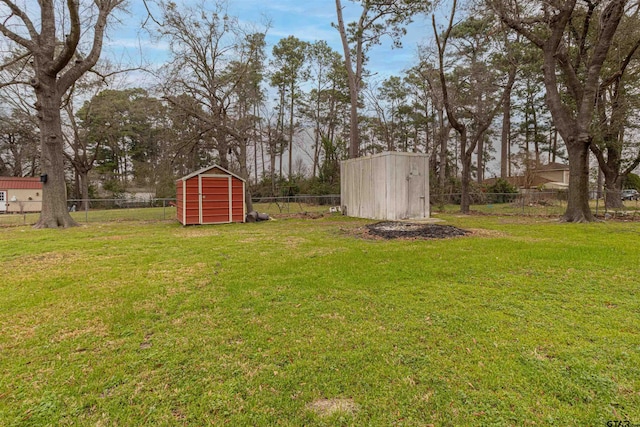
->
left=178, top=165, right=246, bottom=182
left=0, top=177, right=42, bottom=190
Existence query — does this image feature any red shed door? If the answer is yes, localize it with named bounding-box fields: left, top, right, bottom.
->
left=199, top=175, right=232, bottom=223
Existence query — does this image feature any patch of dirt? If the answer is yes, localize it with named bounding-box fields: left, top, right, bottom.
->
left=306, top=398, right=359, bottom=417
left=360, top=221, right=470, bottom=240
left=466, top=228, right=507, bottom=238
left=177, top=229, right=222, bottom=238
left=6, top=251, right=84, bottom=269
left=272, top=211, right=328, bottom=220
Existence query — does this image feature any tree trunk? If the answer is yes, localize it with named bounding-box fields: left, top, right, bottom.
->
left=270, top=147, right=276, bottom=195
left=288, top=81, right=294, bottom=180
left=254, top=104, right=259, bottom=185
left=438, top=111, right=447, bottom=190
left=603, top=171, right=624, bottom=210
left=347, top=90, right=359, bottom=158
left=335, top=0, right=360, bottom=159
left=216, top=127, right=230, bottom=170
left=460, top=146, right=472, bottom=214
left=551, top=129, right=558, bottom=163
left=532, top=107, right=540, bottom=166
left=312, top=130, right=320, bottom=179
left=596, top=166, right=604, bottom=200
left=499, top=64, right=516, bottom=179
left=312, top=91, right=321, bottom=179
left=562, top=142, right=594, bottom=222
left=501, top=90, right=511, bottom=179
left=34, top=78, right=78, bottom=229
left=78, top=168, right=90, bottom=211
left=260, top=133, right=266, bottom=185
left=524, top=108, right=530, bottom=156
left=476, top=134, right=484, bottom=184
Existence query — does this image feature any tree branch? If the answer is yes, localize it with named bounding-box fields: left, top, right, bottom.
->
left=0, top=79, right=31, bottom=89
left=488, top=0, right=544, bottom=48
left=58, top=0, right=124, bottom=93
left=0, top=21, right=36, bottom=51
left=432, top=0, right=465, bottom=136
left=0, top=0, right=39, bottom=44
left=0, top=51, right=31, bottom=72
left=600, top=36, right=640, bottom=89
left=49, top=0, right=82, bottom=75
left=577, top=0, right=626, bottom=131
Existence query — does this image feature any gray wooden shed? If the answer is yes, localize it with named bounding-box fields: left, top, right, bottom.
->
left=340, top=152, right=429, bottom=221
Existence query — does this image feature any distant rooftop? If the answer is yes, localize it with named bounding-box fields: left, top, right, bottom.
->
left=534, top=162, right=569, bottom=171
left=0, top=176, right=42, bottom=190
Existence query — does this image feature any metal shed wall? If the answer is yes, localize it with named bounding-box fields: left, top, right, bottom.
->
left=340, top=152, right=429, bottom=221
left=176, top=165, right=246, bottom=225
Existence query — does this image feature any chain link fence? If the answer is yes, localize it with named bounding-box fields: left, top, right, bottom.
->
left=0, top=198, right=178, bottom=226
left=430, top=191, right=640, bottom=219
left=2, top=192, right=638, bottom=227
left=0, top=196, right=344, bottom=226
left=251, top=195, right=341, bottom=215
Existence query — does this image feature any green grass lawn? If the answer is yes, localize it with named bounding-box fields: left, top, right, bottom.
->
left=1, top=214, right=639, bottom=426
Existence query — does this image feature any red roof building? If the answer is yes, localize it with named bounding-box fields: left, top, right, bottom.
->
left=0, top=177, right=43, bottom=213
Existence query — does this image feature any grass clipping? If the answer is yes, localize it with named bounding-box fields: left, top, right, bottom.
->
left=306, top=398, right=359, bottom=417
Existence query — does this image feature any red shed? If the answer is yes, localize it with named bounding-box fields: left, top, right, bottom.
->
left=176, top=165, right=246, bottom=225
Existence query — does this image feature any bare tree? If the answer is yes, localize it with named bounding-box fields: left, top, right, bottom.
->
left=433, top=0, right=515, bottom=213
left=270, top=35, right=309, bottom=182
left=0, top=0, right=125, bottom=228
left=154, top=0, right=267, bottom=210
left=0, top=84, right=40, bottom=176
left=301, top=41, right=347, bottom=180
left=0, top=107, right=39, bottom=176
left=590, top=9, right=640, bottom=209
left=410, top=59, right=452, bottom=192
left=334, top=0, right=432, bottom=158
left=61, top=74, right=110, bottom=210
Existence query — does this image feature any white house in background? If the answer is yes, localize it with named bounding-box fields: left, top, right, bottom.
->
left=0, top=177, right=43, bottom=213
left=484, top=162, right=570, bottom=190
left=534, top=162, right=570, bottom=189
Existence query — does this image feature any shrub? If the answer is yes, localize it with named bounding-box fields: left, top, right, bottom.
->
left=484, top=178, right=518, bottom=203
left=624, top=173, right=640, bottom=191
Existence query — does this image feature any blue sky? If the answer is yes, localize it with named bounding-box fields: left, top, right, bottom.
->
left=105, top=0, right=432, bottom=83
